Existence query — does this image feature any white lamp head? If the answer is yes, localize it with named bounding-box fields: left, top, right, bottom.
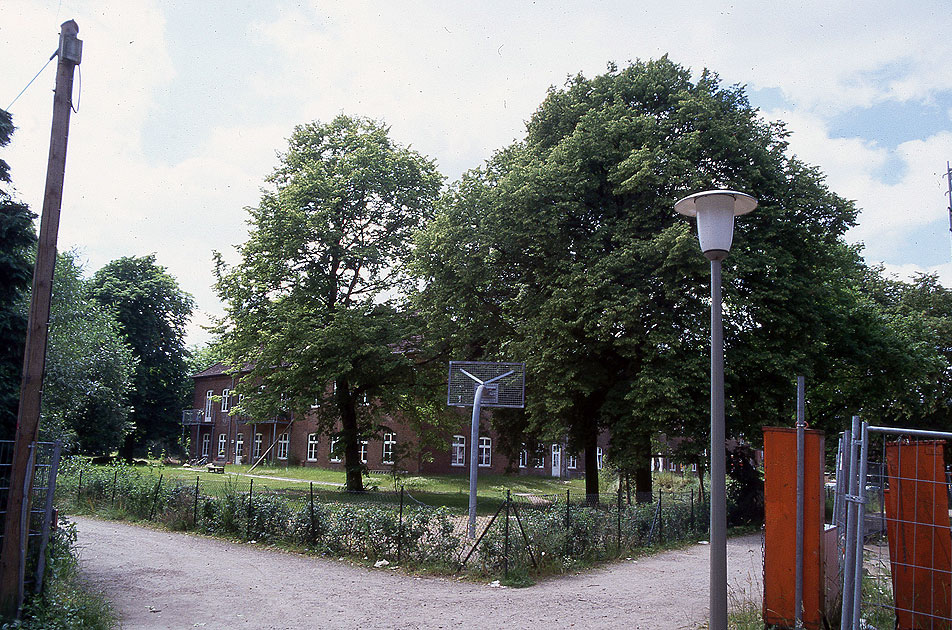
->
left=675, top=190, right=757, bottom=261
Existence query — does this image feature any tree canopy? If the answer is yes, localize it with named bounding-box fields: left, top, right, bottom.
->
left=88, top=255, right=194, bottom=458
left=412, top=58, right=928, bottom=497
left=41, top=251, right=136, bottom=453
left=215, top=114, right=444, bottom=491
left=0, top=109, right=37, bottom=439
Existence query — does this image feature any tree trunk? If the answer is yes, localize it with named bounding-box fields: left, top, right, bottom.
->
left=634, top=432, right=653, bottom=504
left=584, top=428, right=598, bottom=504
left=119, top=431, right=136, bottom=462
left=694, top=455, right=706, bottom=498
left=337, top=377, right=364, bottom=492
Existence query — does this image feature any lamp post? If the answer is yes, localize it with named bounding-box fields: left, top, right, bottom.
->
left=675, top=189, right=757, bottom=630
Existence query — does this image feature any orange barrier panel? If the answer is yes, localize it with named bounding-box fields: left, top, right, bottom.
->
left=884, top=440, right=952, bottom=630
left=763, top=426, right=825, bottom=629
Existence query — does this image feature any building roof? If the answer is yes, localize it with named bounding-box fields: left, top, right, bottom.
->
left=191, top=362, right=252, bottom=380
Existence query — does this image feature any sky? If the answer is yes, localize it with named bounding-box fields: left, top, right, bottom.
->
left=2, top=0, right=952, bottom=346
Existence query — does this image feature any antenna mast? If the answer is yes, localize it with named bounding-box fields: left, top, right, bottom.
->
left=947, top=162, right=952, bottom=259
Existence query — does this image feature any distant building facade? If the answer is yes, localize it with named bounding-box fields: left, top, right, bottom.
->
left=182, top=363, right=605, bottom=478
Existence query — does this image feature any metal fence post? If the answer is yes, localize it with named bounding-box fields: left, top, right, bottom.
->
left=33, top=441, right=61, bottom=594
left=840, top=416, right=861, bottom=630
left=849, top=422, right=870, bottom=630
left=149, top=474, right=163, bottom=521
left=504, top=490, right=510, bottom=579
left=658, top=489, right=663, bottom=540
left=246, top=478, right=254, bottom=541
left=795, top=375, right=806, bottom=630
left=565, top=489, right=571, bottom=557
left=397, top=486, right=404, bottom=564
left=310, top=482, right=316, bottom=546
left=193, top=476, right=200, bottom=528
left=617, top=484, right=622, bottom=554
left=111, top=469, right=118, bottom=507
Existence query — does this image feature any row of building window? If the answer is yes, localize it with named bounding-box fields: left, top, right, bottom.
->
left=201, top=431, right=397, bottom=464
left=448, top=436, right=604, bottom=471
left=204, top=387, right=375, bottom=422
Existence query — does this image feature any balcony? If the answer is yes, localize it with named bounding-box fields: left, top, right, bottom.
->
left=181, top=409, right=210, bottom=426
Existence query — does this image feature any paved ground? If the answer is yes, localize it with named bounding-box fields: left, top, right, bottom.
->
left=74, top=516, right=763, bottom=630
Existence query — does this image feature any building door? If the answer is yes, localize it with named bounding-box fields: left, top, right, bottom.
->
left=551, top=443, right=561, bottom=477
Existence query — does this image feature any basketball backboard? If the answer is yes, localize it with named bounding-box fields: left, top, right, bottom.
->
left=447, top=361, right=525, bottom=408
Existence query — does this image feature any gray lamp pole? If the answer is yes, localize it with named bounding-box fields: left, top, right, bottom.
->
left=675, top=190, right=757, bottom=630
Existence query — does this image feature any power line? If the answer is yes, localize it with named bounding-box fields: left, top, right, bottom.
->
left=5, top=51, right=57, bottom=112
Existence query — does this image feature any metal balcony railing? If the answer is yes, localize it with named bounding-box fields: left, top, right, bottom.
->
left=181, top=409, right=208, bottom=425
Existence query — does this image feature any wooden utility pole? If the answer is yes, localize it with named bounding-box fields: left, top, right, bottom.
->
left=0, top=20, right=82, bottom=618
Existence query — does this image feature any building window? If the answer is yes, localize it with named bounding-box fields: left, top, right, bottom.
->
left=669, top=459, right=678, bottom=472
left=235, top=433, right=244, bottom=459
left=382, top=432, right=396, bottom=465
left=307, top=433, right=319, bottom=462
left=478, top=437, right=492, bottom=467
left=217, top=433, right=227, bottom=459
left=451, top=435, right=465, bottom=467
left=205, top=390, right=214, bottom=420
left=253, top=433, right=262, bottom=460
left=519, top=447, right=528, bottom=469
left=221, top=388, right=230, bottom=412
left=567, top=452, right=578, bottom=470
left=551, top=443, right=562, bottom=470
left=201, top=433, right=210, bottom=457
left=596, top=447, right=604, bottom=470
left=533, top=445, right=545, bottom=469
left=359, top=440, right=368, bottom=463
left=277, top=433, right=289, bottom=460
left=361, top=391, right=369, bottom=405
left=330, top=436, right=342, bottom=462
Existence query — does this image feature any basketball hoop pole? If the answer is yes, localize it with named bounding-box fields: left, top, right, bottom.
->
left=447, top=361, right=525, bottom=539
left=468, top=384, right=485, bottom=538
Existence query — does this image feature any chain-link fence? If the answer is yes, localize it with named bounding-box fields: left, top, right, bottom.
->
left=59, top=460, right=714, bottom=579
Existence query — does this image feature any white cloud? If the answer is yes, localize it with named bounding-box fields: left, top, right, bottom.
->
left=881, top=261, right=952, bottom=288
left=6, top=0, right=952, bottom=345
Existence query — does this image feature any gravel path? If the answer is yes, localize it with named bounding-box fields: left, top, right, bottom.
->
left=74, top=516, right=763, bottom=630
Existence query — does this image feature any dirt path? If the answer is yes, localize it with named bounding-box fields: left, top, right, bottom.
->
left=74, top=516, right=763, bottom=630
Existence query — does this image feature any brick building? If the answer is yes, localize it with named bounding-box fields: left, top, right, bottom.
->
left=182, top=363, right=605, bottom=478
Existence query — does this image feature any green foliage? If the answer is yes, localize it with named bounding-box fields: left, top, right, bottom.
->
left=88, top=255, right=194, bottom=458
left=2, top=519, right=116, bottom=630
left=0, top=109, right=37, bottom=440
left=413, top=56, right=947, bottom=488
left=41, top=251, right=136, bottom=453
left=61, top=464, right=714, bottom=579
left=214, top=114, right=446, bottom=491
left=185, top=341, right=226, bottom=376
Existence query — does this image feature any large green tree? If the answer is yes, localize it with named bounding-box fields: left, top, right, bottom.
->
left=41, top=251, right=136, bottom=453
left=215, top=115, right=443, bottom=491
left=413, top=59, right=890, bottom=499
left=88, top=255, right=194, bottom=458
left=0, top=109, right=37, bottom=439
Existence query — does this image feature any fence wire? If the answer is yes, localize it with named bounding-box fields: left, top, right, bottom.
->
left=60, top=460, right=713, bottom=578
left=841, top=425, right=952, bottom=630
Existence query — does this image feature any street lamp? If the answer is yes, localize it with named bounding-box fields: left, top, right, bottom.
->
left=675, top=189, right=757, bottom=630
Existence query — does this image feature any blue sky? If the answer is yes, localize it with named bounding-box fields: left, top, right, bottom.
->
left=2, top=0, right=952, bottom=344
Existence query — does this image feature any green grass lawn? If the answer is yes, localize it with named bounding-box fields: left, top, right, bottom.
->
left=154, top=462, right=702, bottom=512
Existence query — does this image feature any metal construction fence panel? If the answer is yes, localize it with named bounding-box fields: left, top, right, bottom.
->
left=59, top=461, right=712, bottom=578
left=839, top=423, right=952, bottom=630
left=0, top=440, right=63, bottom=597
